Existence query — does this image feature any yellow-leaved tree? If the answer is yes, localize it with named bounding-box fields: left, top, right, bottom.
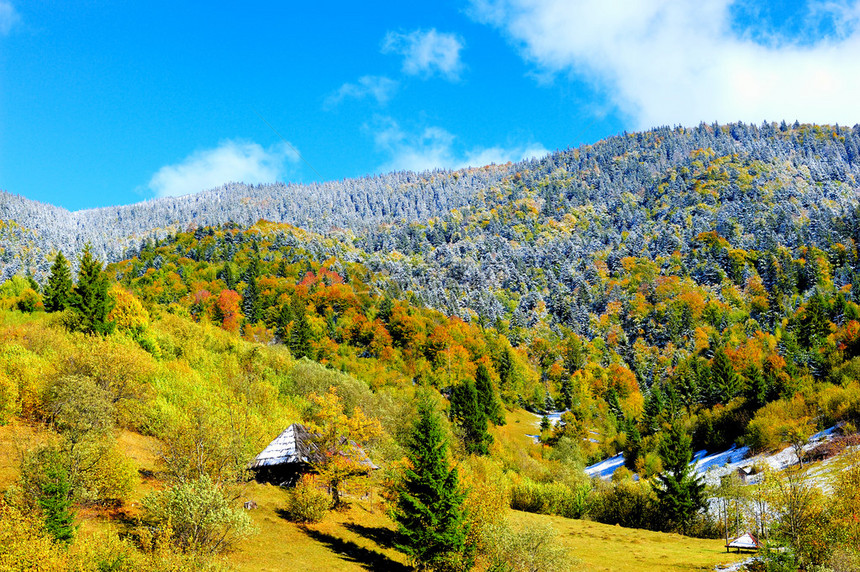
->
left=305, top=387, right=382, bottom=507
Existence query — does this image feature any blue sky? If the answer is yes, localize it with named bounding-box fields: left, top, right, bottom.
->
left=1, top=1, right=859, bottom=211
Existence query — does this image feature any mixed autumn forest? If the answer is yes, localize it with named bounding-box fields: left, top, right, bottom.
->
left=3, top=122, right=860, bottom=571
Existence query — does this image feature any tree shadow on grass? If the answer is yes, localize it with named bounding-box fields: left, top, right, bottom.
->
left=342, top=522, right=401, bottom=551
left=299, top=527, right=411, bottom=572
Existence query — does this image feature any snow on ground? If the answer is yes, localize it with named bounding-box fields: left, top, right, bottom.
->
left=584, top=425, right=844, bottom=487
left=584, top=453, right=626, bottom=479
left=715, top=556, right=759, bottom=571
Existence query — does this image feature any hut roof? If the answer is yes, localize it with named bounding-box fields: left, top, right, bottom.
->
left=249, top=423, right=378, bottom=470
left=726, top=532, right=761, bottom=550
left=250, top=423, right=317, bottom=469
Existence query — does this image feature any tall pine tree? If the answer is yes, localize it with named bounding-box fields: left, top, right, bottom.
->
left=475, top=363, right=504, bottom=426
left=43, top=251, right=74, bottom=312
left=71, top=244, right=115, bottom=335
left=711, top=348, right=741, bottom=404
left=450, top=378, right=492, bottom=456
left=655, top=422, right=705, bottom=533
left=393, top=394, right=472, bottom=571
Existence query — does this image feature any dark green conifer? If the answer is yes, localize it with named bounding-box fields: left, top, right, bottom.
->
left=71, top=244, right=115, bottom=335
left=43, top=251, right=74, bottom=312
left=39, top=463, right=76, bottom=543
left=288, top=298, right=313, bottom=359
left=450, top=379, right=492, bottom=456
left=475, top=363, right=504, bottom=426
left=743, top=363, right=770, bottom=410
left=393, top=394, right=472, bottom=571
left=711, top=348, right=741, bottom=403
left=655, top=422, right=705, bottom=533
left=242, top=255, right=261, bottom=324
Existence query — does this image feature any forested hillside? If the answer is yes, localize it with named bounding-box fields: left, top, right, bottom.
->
left=3, top=122, right=860, bottom=571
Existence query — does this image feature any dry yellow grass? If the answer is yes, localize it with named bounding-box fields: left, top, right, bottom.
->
left=0, top=417, right=53, bottom=489
left=509, top=511, right=746, bottom=572
left=229, top=482, right=409, bottom=572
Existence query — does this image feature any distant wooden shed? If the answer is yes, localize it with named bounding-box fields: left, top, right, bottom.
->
left=726, top=532, right=761, bottom=553
left=249, top=423, right=377, bottom=486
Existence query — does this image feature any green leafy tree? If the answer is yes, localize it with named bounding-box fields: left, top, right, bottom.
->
left=71, top=244, right=115, bottom=335
left=393, top=395, right=473, bottom=571
left=655, top=422, right=705, bottom=533
left=38, top=462, right=76, bottom=544
left=450, top=379, right=492, bottom=456
left=43, top=251, right=74, bottom=312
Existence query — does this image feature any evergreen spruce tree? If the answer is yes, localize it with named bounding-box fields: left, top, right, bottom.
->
left=393, top=395, right=472, bottom=571
left=43, top=251, right=74, bottom=312
left=39, top=462, right=76, bottom=543
left=288, top=298, right=313, bottom=359
left=743, top=364, right=770, bottom=410
left=71, top=244, right=115, bottom=335
left=474, top=363, right=504, bottom=426
left=449, top=379, right=492, bottom=455
left=655, top=422, right=705, bottom=533
left=711, top=348, right=741, bottom=404
left=242, top=255, right=261, bottom=324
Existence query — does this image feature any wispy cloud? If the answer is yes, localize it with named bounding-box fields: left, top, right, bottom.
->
left=147, top=140, right=297, bottom=198
left=0, top=1, right=20, bottom=35
left=372, top=118, right=547, bottom=173
left=469, top=0, right=860, bottom=127
left=324, top=75, right=399, bottom=108
left=382, top=29, right=465, bottom=81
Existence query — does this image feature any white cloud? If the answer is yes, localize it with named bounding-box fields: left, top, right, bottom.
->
left=382, top=29, right=465, bottom=80
left=0, top=1, right=20, bottom=35
left=469, top=0, right=860, bottom=127
left=148, top=140, right=297, bottom=198
left=324, top=75, right=399, bottom=108
left=372, top=118, right=547, bottom=173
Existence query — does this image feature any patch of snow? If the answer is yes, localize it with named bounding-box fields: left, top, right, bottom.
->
left=583, top=425, right=844, bottom=486
left=715, top=556, right=759, bottom=571
left=585, top=453, right=626, bottom=479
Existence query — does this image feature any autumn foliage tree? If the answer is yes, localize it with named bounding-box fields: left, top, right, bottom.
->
left=214, top=289, right=242, bottom=334
left=305, top=388, right=382, bottom=506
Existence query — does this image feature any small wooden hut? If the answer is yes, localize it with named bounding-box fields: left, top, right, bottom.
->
left=249, top=423, right=377, bottom=486
left=726, top=532, right=761, bottom=553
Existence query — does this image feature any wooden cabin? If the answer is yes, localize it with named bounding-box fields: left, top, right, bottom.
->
left=249, top=423, right=377, bottom=486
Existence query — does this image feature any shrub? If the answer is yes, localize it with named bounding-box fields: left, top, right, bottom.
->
left=480, top=520, right=574, bottom=572
left=283, top=475, right=332, bottom=523
left=509, top=477, right=589, bottom=519
left=589, top=478, right=658, bottom=530
left=141, top=474, right=255, bottom=554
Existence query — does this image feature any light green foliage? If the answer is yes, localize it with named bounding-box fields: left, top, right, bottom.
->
left=283, top=475, right=332, bottom=523
left=481, top=521, right=574, bottom=572
left=46, top=375, right=115, bottom=443
left=508, top=476, right=590, bottom=519
left=285, top=357, right=372, bottom=413
left=141, top=474, right=255, bottom=554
